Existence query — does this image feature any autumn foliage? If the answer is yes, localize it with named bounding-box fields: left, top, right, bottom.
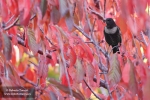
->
left=0, top=0, right=150, bottom=100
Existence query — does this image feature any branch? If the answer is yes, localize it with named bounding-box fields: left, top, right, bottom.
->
left=109, top=45, right=120, bottom=54
left=20, top=75, right=37, bottom=86
left=4, top=17, right=19, bottom=30
left=30, top=14, right=36, bottom=20
left=141, top=31, right=148, bottom=46
left=5, top=15, right=15, bottom=25
left=89, top=8, right=104, bottom=21
left=55, top=25, right=73, bottom=96
left=8, top=35, right=53, bottom=59
left=84, top=79, right=102, bottom=100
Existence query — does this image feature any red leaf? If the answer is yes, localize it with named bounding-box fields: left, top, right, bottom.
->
left=81, top=43, right=93, bottom=63
left=147, top=44, right=150, bottom=62
left=61, top=73, right=73, bottom=86
left=25, top=69, right=34, bottom=81
left=122, top=59, right=138, bottom=96
left=19, top=0, right=31, bottom=26
left=116, top=16, right=127, bottom=34
left=0, top=0, right=9, bottom=21
left=84, top=87, right=91, bottom=98
left=64, top=45, right=77, bottom=67
left=7, top=0, right=19, bottom=15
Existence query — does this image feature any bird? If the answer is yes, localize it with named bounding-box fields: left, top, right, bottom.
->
left=104, top=18, right=122, bottom=54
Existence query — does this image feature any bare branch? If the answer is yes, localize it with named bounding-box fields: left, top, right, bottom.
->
left=109, top=45, right=120, bottom=54
left=5, top=15, right=15, bottom=25
left=45, top=36, right=55, bottom=46
left=30, top=14, right=36, bottom=20
left=20, top=75, right=37, bottom=86
left=8, top=34, right=54, bottom=59
left=141, top=31, right=148, bottom=46
left=84, top=79, right=102, bottom=100
left=89, top=8, right=104, bottom=21
left=55, top=26, right=73, bottom=96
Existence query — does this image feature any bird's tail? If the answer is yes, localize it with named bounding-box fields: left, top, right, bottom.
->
left=112, top=45, right=120, bottom=54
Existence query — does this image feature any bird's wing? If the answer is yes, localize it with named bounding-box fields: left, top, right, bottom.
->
left=117, top=27, right=122, bottom=43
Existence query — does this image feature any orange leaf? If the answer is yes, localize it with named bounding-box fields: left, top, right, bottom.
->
left=19, top=0, right=31, bottom=26
left=81, top=43, right=93, bottom=63
left=116, top=16, right=127, bottom=34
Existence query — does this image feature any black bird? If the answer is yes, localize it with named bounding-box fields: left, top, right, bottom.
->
left=104, top=18, right=122, bottom=54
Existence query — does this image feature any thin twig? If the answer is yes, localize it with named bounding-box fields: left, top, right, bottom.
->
left=30, top=14, right=36, bottom=20
left=89, top=8, right=104, bottom=21
left=20, top=75, right=37, bottom=86
left=45, top=36, right=55, bottom=46
left=141, top=31, right=148, bottom=46
left=73, top=23, right=107, bottom=57
left=84, top=79, right=102, bottom=100
left=85, top=41, right=93, bottom=43
left=55, top=25, right=73, bottom=96
left=28, top=60, right=38, bottom=67
left=5, top=15, right=15, bottom=25
left=109, top=45, right=120, bottom=54
left=4, top=17, right=19, bottom=30
left=8, top=34, right=53, bottom=59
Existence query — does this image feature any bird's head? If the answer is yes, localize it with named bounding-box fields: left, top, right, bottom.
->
left=105, top=18, right=116, bottom=29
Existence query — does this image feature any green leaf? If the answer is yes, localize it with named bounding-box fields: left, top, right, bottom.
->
left=2, top=33, right=12, bottom=60
left=40, top=0, right=47, bottom=17
left=108, top=54, right=121, bottom=87
left=27, top=29, right=39, bottom=54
